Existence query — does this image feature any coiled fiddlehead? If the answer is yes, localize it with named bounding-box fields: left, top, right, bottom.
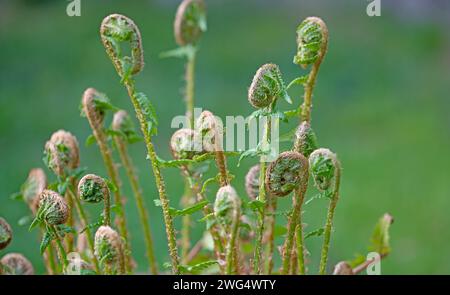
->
left=94, top=226, right=125, bottom=274
left=34, top=190, right=69, bottom=226
left=43, top=130, right=80, bottom=177
left=100, top=14, right=144, bottom=79
left=0, top=253, right=34, bottom=275
left=309, top=148, right=342, bottom=274
left=294, top=121, right=318, bottom=157
left=0, top=217, right=12, bottom=250
left=78, top=174, right=108, bottom=203
left=293, top=17, right=328, bottom=68
left=265, top=151, right=309, bottom=197
left=248, top=63, right=285, bottom=109
left=244, top=164, right=260, bottom=200
left=309, top=148, right=338, bottom=192
left=174, top=0, right=207, bottom=46
left=214, top=185, right=241, bottom=274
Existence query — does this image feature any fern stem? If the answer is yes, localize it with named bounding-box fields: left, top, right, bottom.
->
left=50, top=225, right=67, bottom=269
left=124, top=80, right=180, bottom=274
left=295, top=223, right=306, bottom=274
left=318, top=165, right=341, bottom=274
left=225, top=195, right=240, bottom=274
left=253, top=113, right=272, bottom=274
left=113, top=136, right=158, bottom=274
left=281, top=184, right=308, bottom=274
left=265, top=195, right=277, bottom=274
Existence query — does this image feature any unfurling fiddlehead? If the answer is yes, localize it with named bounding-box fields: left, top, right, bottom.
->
left=309, top=148, right=341, bottom=274
left=244, top=164, right=260, bottom=200
left=0, top=217, right=12, bottom=250
left=112, top=110, right=158, bottom=274
left=100, top=14, right=180, bottom=274
left=265, top=152, right=309, bottom=274
left=0, top=253, right=34, bottom=275
left=94, top=225, right=125, bottom=274
left=100, top=14, right=144, bottom=80
left=214, top=185, right=241, bottom=274
left=197, top=110, right=229, bottom=186
left=174, top=0, right=207, bottom=47
left=294, top=17, right=328, bottom=123
left=248, top=63, right=284, bottom=109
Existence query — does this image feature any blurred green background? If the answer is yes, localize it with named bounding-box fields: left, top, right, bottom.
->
left=1, top=0, right=449, bottom=274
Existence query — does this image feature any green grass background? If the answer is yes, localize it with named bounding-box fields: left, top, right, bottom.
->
left=0, top=0, right=449, bottom=274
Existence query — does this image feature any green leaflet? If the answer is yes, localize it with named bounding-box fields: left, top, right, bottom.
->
left=154, top=200, right=208, bottom=217
left=369, top=214, right=393, bottom=256
left=135, top=92, right=158, bottom=137
left=40, top=230, right=53, bottom=254
left=159, top=45, right=197, bottom=60
left=304, top=227, right=325, bottom=239
left=178, top=260, right=218, bottom=274
left=287, top=75, right=308, bottom=90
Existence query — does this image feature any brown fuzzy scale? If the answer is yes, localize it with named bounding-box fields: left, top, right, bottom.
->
left=38, top=190, right=69, bottom=225
left=170, top=128, right=203, bottom=160
left=78, top=174, right=109, bottom=203
left=174, top=0, right=206, bottom=46
left=100, top=14, right=144, bottom=77
left=22, top=168, right=47, bottom=214
left=0, top=217, right=13, bottom=250
left=245, top=164, right=260, bottom=200
left=248, top=63, right=282, bottom=109
left=0, top=253, right=34, bottom=275
left=265, top=151, right=309, bottom=197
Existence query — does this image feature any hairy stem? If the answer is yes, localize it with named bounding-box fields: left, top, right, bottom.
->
left=319, top=164, right=341, bottom=275
left=185, top=52, right=196, bottom=129
left=295, top=223, right=306, bottom=274
left=281, top=184, right=308, bottom=274
left=124, top=80, right=180, bottom=274
left=253, top=113, right=272, bottom=274
left=43, top=232, right=57, bottom=274
left=225, top=202, right=240, bottom=274
left=113, top=136, right=158, bottom=274
left=180, top=179, right=192, bottom=264
left=265, top=195, right=277, bottom=274
left=64, top=191, right=75, bottom=252
left=50, top=225, right=67, bottom=269
left=84, top=110, right=131, bottom=272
